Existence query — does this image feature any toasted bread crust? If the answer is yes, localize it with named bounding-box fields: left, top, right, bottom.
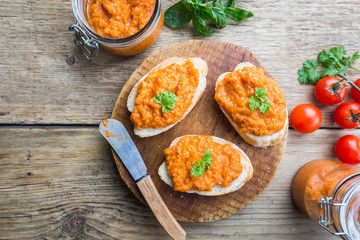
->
left=215, top=62, right=288, bottom=148
left=127, top=57, right=208, bottom=137
left=158, top=135, right=253, bottom=196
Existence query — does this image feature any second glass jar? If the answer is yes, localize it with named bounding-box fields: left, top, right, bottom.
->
left=292, top=159, right=360, bottom=239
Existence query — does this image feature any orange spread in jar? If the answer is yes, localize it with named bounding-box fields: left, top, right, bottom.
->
left=164, top=136, right=243, bottom=192
left=86, top=0, right=155, bottom=38
left=215, top=66, right=287, bottom=136
left=130, top=60, right=199, bottom=130
left=292, top=159, right=358, bottom=221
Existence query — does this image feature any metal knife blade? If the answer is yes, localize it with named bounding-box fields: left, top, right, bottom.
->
left=99, top=119, right=147, bottom=181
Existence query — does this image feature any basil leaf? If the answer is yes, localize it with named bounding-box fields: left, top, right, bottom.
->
left=182, top=0, right=197, bottom=12
left=196, top=6, right=214, bottom=21
left=224, top=7, right=253, bottom=22
left=165, top=0, right=253, bottom=36
left=192, top=12, right=215, bottom=36
left=165, top=1, right=194, bottom=29
left=225, top=0, right=235, bottom=7
left=211, top=7, right=227, bottom=28
left=217, top=0, right=225, bottom=8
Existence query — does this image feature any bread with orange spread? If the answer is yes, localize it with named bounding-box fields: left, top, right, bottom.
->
left=127, top=57, right=208, bottom=137
left=158, top=135, right=253, bottom=196
left=215, top=62, right=288, bottom=148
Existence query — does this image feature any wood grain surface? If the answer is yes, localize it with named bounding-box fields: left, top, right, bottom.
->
left=0, top=0, right=359, bottom=127
left=1, top=0, right=360, bottom=238
left=111, top=40, right=287, bottom=222
left=0, top=127, right=350, bottom=239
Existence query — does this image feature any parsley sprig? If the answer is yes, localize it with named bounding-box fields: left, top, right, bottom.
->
left=298, top=46, right=360, bottom=85
left=249, top=87, right=272, bottom=114
left=190, top=150, right=212, bottom=177
left=164, top=0, right=253, bottom=36
left=154, top=91, right=178, bottom=113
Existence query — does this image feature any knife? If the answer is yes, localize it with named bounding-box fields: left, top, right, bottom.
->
left=99, top=119, right=186, bottom=240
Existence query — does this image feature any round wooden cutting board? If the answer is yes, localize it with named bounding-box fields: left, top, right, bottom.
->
left=111, top=40, right=288, bottom=222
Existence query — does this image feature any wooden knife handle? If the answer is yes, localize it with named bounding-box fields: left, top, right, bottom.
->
left=137, top=175, right=186, bottom=240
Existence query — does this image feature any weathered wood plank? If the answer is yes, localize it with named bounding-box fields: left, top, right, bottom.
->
left=1, top=0, right=360, bottom=126
left=0, top=127, right=351, bottom=239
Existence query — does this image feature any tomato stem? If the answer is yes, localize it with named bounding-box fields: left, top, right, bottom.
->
left=346, top=109, right=360, bottom=126
left=350, top=66, right=360, bottom=73
left=338, top=74, right=360, bottom=94
left=338, top=78, right=346, bottom=83
left=324, top=80, right=349, bottom=100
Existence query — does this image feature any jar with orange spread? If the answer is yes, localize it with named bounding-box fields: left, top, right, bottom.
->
left=292, top=159, right=360, bottom=239
left=69, top=0, right=163, bottom=61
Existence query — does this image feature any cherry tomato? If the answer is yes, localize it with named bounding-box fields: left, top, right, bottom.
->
left=350, top=78, right=360, bottom=104
left=334, top=101, right=360, bottom=129
left=314, top=76, right=348, bottom=105
left=290, top=104, right=322, bottom=134
left=335, top=135, right=360, bottom=164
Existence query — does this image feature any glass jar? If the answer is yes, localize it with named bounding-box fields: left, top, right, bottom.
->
left=292, top=159, right=360, bottom=239
left=69, top=0, right=164, bottom=61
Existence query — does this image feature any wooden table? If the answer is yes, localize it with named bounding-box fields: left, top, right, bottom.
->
left=1, top=0, right=359, bottom=239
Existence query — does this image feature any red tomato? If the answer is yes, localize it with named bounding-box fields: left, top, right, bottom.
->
left=350, top=78, right=360, bottom=104
left=335, top=135, right=360, bottom=164
left=290, top=104, right=322, bottom=134
left=315, top=76, right=347, bottom=105
left=334, top=101, right=360, bottom=129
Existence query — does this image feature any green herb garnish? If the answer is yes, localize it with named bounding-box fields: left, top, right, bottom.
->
left=164, top=0, right=253, bottom=36
left=154, top=91, right=178, bottom=113
left=249, top=87, right=272, bottom=114
left=190, top=150, right=212, bottom=177
left=298, top=46, right=360, bottom=85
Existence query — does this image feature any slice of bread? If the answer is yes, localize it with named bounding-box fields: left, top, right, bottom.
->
left=215, top=62, right=288, bottom=148
left=127, top=57, right=208, bottom=138
left=158, top=135, right=253, bottom=196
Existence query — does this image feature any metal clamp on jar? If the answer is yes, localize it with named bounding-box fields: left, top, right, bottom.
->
left=69, top=0, right=164, bottom=61
left=293, top=159, right=360, bottom=239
